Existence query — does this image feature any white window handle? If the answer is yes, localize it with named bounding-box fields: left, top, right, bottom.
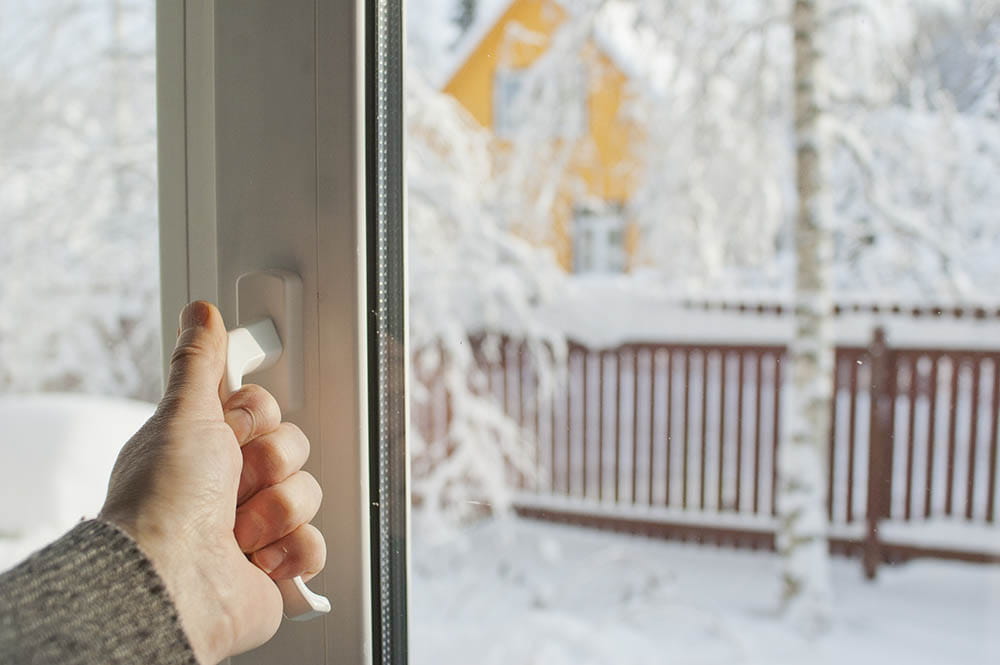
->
left=225, top=317, right=331, bottom=622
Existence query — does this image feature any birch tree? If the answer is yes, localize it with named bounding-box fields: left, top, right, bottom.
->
left=777, top=0, right=834, bottom=629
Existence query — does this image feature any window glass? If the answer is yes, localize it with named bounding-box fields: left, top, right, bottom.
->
left=573, top=210, right=625, bottom=274
left=0, top=0, right=159, bottom=571
left=494, top=63, right=586, bottom=139
left=493, top=67, right=527, bottom=137
left=407, top=1, right=1000, bottom=664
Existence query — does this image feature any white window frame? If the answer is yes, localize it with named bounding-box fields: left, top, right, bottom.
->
left=572, top=208, right=626, bottom=274
left=493, top=66, right=527, bottom=138
left=156, top=2, right=406, bottom=664
left=493, top=63, right=587, bottom=140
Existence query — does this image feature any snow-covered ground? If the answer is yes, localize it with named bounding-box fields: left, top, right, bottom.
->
left=412, top=517, right=1000, bottom=665
left=0, top=394, right=153, bottom=570
left=2, top=394, right=997, bottom=665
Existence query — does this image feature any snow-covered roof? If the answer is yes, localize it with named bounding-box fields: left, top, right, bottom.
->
left=589, top=1, right=663, bottom=87
left=437, top=0, right=518, bottom=88
left=437, top=0, right=657, bottom=90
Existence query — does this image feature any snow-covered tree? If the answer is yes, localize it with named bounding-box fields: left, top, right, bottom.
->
left=825, top=0, right=1000, bottom=297
left=453, top=0, right=479, bottom=34
left=620, top=0, right=1000, bottom=298
left=407, top=67, right=568, bottom=527
left=0, top=0, right=161, bottom=401
left=625, top=0, right=793, bottom=287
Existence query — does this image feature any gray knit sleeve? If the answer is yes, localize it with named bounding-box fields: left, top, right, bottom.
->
left=0, top=520, right=199, bottom=665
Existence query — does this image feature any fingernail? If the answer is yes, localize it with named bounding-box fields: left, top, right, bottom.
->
left=253, top=545, right=287, bottom=575
left=234, top=510, right=265, bottom=552
left=225, top=407, right=255, bottom=445
left=180, top=301, right=209, bottom=331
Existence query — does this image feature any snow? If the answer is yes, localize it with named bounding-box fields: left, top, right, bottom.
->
left=513, top=493, right=1000, bottom=558
left=514, top=491, right=779, bottom=531
left=538, top=275, right=1000, bottom=350
left=0, top=394, right=153, bottom=572
left=412, top=516, right=1000, bottom=665
left=879, top=518, right=1000, bottom=555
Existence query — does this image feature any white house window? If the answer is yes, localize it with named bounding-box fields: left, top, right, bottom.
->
left=493, top=66, right=528, bottom=138
left=494, top=64, right=587, bottom=139
left=572, top=209, right=626, bottom=274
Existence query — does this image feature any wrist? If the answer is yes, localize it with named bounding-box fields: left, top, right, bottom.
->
left=100, top=514, right=236, bottom=665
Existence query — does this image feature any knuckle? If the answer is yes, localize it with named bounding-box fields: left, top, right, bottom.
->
left=299, top=471, right=322, bottom=503
left=284, top=422, right=311, bottom=458
left=258, top=436, right=292, bottom=484
left=301, top=526, right=327, bottom=573
left=270, top=485, right=303, bottom=527
left=169, top=341, right=203, bottom=367
left=242, top=384, right=281, bottom=426
left=226, top=384, right=280, bottom=440
left=170, top=329, right=220, bottom=366
left=285, top=526, right=326, bottom=577
left=306, top=524, right=326, bottom=554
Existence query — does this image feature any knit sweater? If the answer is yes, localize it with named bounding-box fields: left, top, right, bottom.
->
left=0, top=520, right=198, bottom=665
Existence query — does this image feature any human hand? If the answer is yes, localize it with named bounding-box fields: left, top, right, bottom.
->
left=100, top=301, right=325, bottom=664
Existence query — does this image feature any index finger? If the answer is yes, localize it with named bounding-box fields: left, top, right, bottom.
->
left=223, top=383, right=282, bottom=445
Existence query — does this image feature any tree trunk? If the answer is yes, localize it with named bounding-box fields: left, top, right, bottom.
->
left=778, top=0, right=834, bottom=631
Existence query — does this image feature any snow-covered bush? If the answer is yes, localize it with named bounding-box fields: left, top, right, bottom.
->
left=407, top=67, right=568, bottom=527
left=0, top=0, right=161, bottom=401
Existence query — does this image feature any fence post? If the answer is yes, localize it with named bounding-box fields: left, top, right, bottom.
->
left=864, top=326, right=892, bottom=579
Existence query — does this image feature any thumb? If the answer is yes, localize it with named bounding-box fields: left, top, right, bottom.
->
left=162, top=301, right=228, bottom=420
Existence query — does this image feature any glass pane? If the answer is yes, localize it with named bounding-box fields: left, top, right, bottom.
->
left=407, top=1, right=1000, bottom=664
left=0, top=0, right=160, bottom=569
left=369, top=0, right=408, bottom=661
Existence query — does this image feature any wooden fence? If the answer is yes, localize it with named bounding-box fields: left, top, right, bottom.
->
left=416, top=329, right=1000, bottom=576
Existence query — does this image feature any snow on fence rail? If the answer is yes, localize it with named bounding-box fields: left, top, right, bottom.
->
left=415, top=328, right=1000, bottom=576
left=679, top=296, right=1000, bottom=320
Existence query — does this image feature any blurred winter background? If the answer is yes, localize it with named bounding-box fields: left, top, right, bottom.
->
left=2, top=0, right=1000, bottom=663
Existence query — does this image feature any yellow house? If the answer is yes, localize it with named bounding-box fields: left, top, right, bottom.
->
left=441, top=0, right=643, bottom=273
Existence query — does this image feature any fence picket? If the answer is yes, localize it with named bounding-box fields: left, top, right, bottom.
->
left=925, top=356, right=940, bottom=519
left=718, top=352, right=729, bottom=512
left=753, top=352, right=764, bottom=514
left=631, top=349, right=640, bottom=504
left=646, top=349, right=667, bottom=506
left=946, top=357, right=961, bottom=515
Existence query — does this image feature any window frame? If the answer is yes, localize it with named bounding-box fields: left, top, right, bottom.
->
left=156, top=1, right=407, bottom=664
left=493, top=66, right=527, bottom=138
left=572, top=207, right=626, bottom=274
left=493, top=63, right=588, bottom=140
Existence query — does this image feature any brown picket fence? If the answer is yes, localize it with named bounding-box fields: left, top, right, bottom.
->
left=415, top=328, right=1000, bottom=576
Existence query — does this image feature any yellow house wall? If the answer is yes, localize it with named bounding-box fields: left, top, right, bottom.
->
left=444, top=0, right=565, bottom=128
left=443, top=0, right=641, bottom=272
